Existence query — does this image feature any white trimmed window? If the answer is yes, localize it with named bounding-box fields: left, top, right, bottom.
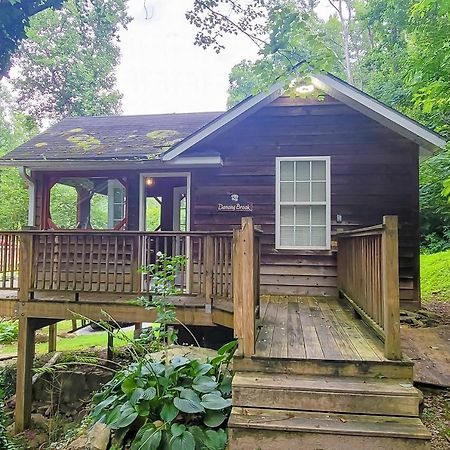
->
left=276, top=157, right=331, bottom=250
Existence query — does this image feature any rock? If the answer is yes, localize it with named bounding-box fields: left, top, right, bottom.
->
left=66, top=436, right=89, bottom=450
left=31, top=413, right=49, bottom=431
left=87, top=422, right=111, bottom=450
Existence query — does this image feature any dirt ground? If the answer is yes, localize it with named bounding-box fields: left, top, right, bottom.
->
left=402, top=301, right=450, bottom=448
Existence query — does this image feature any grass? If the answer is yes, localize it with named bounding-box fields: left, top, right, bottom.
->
left=0, top=320, right=134, bottom=356
left=421, top=249, right=450, bottom=302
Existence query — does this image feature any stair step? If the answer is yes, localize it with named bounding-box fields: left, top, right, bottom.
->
left=233, top=355, right=414, bottom=380
left=233, top=372, right=421, bottom=416
left=229, top=407, right=431, bottom=450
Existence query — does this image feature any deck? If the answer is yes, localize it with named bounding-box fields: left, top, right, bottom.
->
left=256, top=296, right=385, bottom=361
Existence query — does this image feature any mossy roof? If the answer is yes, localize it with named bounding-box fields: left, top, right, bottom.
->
left=2, top=112, right=222, bottom=161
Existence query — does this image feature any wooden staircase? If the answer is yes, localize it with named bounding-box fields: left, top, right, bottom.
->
left=228, top=358, right=431, bottom=450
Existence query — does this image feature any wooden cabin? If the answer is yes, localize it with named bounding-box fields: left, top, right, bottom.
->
left=0, top=74, right=446, bottom=448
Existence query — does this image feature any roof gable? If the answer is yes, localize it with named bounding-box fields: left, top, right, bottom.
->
left=162, top=73, right=446, bottom=161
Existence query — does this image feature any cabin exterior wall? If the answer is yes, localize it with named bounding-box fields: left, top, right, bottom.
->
left=30, top=97, right=421, bottom=309
left=189, top=98, right=420, bottom=309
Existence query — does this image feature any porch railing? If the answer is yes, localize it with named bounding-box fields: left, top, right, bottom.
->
left=0, top=230, right=235, bottom=304
left=0, top=232, right=20, bottom=289
left=336, top=215, right=401, bottom=360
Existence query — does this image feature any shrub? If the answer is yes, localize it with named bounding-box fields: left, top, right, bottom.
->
left=90, top=341, right=236, bottom=449
left=0, top=319, right=19, bottom=345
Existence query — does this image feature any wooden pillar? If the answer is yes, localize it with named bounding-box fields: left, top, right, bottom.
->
left=127, top=174, right=140, bottom=231
left=232, top=229, right=243, bottom=356
left=18, top=233, right=33, bottom=302
left=76, top=186, right=92, bottom=229
left=134, top=322, right=142, bottom=339
left=160, top=186, right=174, bottom=231
left=240, top=217, right=256, bottom=357
left=382, top=215, right=401, bottom=360
left=204, top=235, right=214, bottom=311
left=15, top=317, right=36, bottom=433
left=48, top=324, right=57, bottom=352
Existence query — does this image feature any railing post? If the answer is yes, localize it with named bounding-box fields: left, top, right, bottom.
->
left=232, top=229, right=243, bottom=355
left=240, top=217, right=256, bottom=357
left=18, top=232, right=33, bottom=302
left=204, top=235, right=214, bottom=312
left=382, top=215, right=401, bottom=360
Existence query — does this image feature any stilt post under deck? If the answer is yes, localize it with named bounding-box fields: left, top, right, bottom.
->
left=48, top=324, right=57, bottom=352
left=15, top=231, right=35, bottom=432
left=15, top=317, right=36, bottom=433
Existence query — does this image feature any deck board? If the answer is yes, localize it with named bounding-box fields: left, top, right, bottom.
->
left=256, top=297, right=386, bottom=361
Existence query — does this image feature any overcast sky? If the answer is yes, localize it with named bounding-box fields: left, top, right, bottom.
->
left=117, top=0, right=332, bottom=115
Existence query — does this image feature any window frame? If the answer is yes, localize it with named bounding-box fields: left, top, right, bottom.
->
left=275, top=156, right=331, bottom=251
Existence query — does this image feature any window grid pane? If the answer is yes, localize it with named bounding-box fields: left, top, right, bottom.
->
left=278, top=158, right=328, bottom=248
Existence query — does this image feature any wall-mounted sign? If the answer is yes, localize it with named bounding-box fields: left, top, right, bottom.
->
left=217, top=193, right=253, bottom=212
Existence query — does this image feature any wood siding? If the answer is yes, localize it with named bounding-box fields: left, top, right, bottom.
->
left=189, top=97, right=420, bottom=308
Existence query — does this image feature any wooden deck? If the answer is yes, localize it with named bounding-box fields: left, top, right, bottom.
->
left=256, top=296, right=386, bottom=361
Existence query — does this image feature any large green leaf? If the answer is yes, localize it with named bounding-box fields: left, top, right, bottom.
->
left=203, top=409, right=227, bottom=428
left=169, top=430, right=196, bottom=450
left=204, top=429, right=228, bottom=450
left=195, top=363, right=213, bottom=376
left=170, top=423, right=186, bottom=437
left=129, top=388, right=145, bottom=405
left=121, top=376, right=137, bottom=395
left=171, top=356, right=190, bottom=369
left=173, top=397, right=204, bottom=414
left=200, top=394, right=232, bottom=411
left=192, top=376, right=218, bottom=394
left=131, top=425, right=162, bottom=450
left=161, top=402, right=179, bottom=423
left=109, top=404, right=139, bottom=430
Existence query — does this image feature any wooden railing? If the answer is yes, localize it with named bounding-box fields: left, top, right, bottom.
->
left=233, top=217, right=261, bottom=357
left=336, top=216, right=401, bottom=360
left=0, top=232, right=20, bottom=289
left=1, top=230, right=234, bottom=305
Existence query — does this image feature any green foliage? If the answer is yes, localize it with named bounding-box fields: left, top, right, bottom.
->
left=420, top=250, right=450, bottom=302
left=0, top=0, right=64, bottom=78
left=90, top=341, right=237, bottom=450
left=0, top=319, right=19, bottom=345
left=0, top=365, right=15, bottom=449
left=12, top=0, right=131, bottom=124
left=141, top=252, right=188, bottom=299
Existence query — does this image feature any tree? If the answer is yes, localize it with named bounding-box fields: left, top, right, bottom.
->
left=11, top=0, right=131, bottom=124
left=0, top=86, right=38, bottom=229
left=0, top=0, right=64, bottom=78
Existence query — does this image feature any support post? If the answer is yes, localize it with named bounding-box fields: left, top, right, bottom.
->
left=18, top=233, right=33, bottom=302
left=382, top=215, right=401, bottom=360
left=240, top=217, right=256, bottom=357
left=134, top=322, right=142, bottom=339
left=15, top=317, right=36, bottom=433
left=204, top=235, right=214, bottom=311
left=232, top=229, right=243, bottom=356
left=48, top=324, right=57, bottom=352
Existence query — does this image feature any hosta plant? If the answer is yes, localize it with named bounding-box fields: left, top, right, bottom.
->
left=90, top=340, right=236, bottom=449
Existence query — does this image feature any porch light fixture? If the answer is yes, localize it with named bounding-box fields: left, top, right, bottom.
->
left=145, top=177, right=155, bottom=187
left=296, top=84, right=315, bottom=94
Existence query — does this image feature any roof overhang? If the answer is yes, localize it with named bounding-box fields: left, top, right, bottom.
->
left=310, top=73, right=446, bottom=157
left=0, top=155, right=223, bottom=171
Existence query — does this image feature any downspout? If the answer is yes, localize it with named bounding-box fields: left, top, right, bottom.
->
left=18, top=167, right=35, bottom=227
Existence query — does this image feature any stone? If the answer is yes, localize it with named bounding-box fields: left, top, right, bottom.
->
left=87, top=422, right=111, bottom=450
left=67, top=436, right=89, bottom=450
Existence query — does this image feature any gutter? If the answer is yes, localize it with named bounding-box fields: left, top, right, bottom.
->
left=18, top=167, right=35, bottom=226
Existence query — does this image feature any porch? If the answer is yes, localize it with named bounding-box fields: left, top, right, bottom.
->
left=0, top=217, right=431, bottom=446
